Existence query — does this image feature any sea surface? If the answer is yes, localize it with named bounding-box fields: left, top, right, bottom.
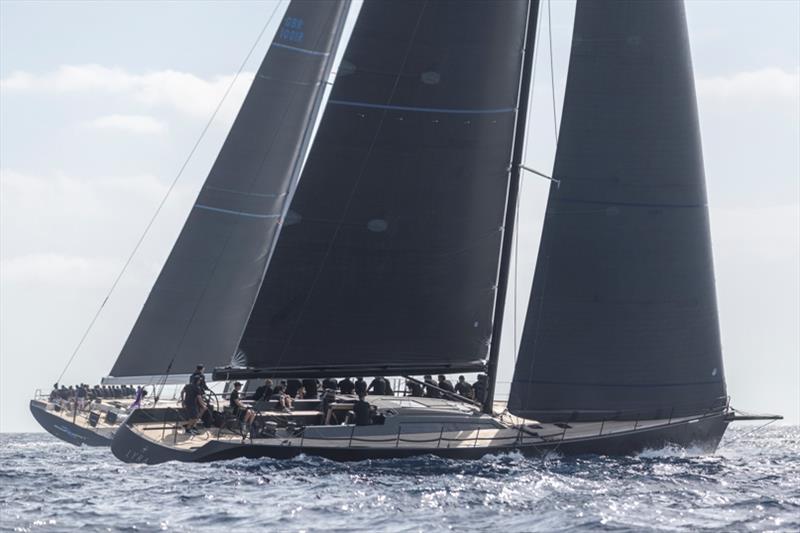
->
left=1, top=426, right=798, bottom=532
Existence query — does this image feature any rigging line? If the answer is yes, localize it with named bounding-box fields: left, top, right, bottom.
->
left=717, top=418, right=779, bottom=450
left=272, top=1, right=431, bottom=368
left=56, top=0, right=284, bottom=387
left=154, top=0, right=288, bottom=391
left=547, top=0, right=558, bottom=142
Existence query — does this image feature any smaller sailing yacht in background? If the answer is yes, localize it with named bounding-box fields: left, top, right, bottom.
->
left=35, top=0, right=782, bottom=461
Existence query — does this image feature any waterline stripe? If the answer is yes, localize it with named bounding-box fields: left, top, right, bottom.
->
left=272, top=42, right=330, bottom=57
left=328, top=99, right=516, bottom=115
left=195, top=204, right=280, bottom=219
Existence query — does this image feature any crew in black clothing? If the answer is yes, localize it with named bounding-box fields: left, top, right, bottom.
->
left=181, top=381, right=205, bottom=434
left=455, top=375, right=474, bottom=399
left=438, top=375, right=455, bottom=394
left=423, top=375, right=440, bottom=398
left=354, top=377, right=367, bottom=397
left=230, top=382, right=256, bottom=430
left=472, top=374, right=488, bottom=405
left=353, top=396, right=372, bottom=426
left=338, top=377, right=355, bottom=395
left=322, top=377, right=338, bottom=391
left=405, top=379, right=424, bottom=397
left=190, top=364, right=209, bottom=392
left=302, top=378, right=319, bottom=398
left=252, top=379, right=273, bottom=402
left=367, top=376, right=387, bottom=396
left=286, top=379, right=302, bottom=398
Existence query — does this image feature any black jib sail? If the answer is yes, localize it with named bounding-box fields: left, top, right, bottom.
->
left=228, top=0, right=534, bottom=379
left=108, top=0, right=351, bottom=381
left=508, top=0, right=727, bottom=421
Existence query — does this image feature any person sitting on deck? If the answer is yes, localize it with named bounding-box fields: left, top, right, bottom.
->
left=438, top=375, right=455, bottom=394
left=320, top=388, right=338, bottom=425
left=270, top=385, right=293, bottom=411
left=354, top=377, right=367, bottom=397
left=285, top=379, right=302, bottom=398
left=367, top=376, right=388, bottom=396
left=252, top=379, right=273, bottom=402
left=405, top=379, right=424, bottom=397
left=230, top=382, right=256, bottom=432
left=353, top=395, right=372, bottom=426
left=455, top=375, right=474, bottom=399
left=49, top=383, right=60, bottom=402
left=338, top=377, right=355, bottom=395
left=302, top=379, right=319, bottom=398
left=423, top=375, right=440, bottom=398
left=322, top=377, right=338, bottom=391
left=295, top=386, right=307, bottom=400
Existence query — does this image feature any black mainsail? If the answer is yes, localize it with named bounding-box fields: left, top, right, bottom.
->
left=508, top=0, right=727, bottom=421
left=108, top=0, right=351, bottom=381
left=229, top=0, right=534, bottom=378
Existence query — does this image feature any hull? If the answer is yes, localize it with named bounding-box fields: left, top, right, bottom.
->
left=29, top=400, right=113, bottom=447
left=112, top=410, right=729, bottom=465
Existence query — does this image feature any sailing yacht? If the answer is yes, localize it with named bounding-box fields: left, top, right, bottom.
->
left=40, top=0, right=782, bottom=462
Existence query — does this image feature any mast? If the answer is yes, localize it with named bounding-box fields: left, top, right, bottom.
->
left=484, top=0, right=541, bottom=413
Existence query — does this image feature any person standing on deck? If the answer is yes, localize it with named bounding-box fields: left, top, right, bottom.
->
left=472, top=374, right=488, bottom=405
left=190, top=364, right=210, bottom=392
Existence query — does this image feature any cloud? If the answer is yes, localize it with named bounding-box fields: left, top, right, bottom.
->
left=87, top=114, right=166, bottom=134
left=697, top=67, right=799, bottom=105
left=0, top=64, right=254, bottom=121
left=0, top=253, right=120, bottom=287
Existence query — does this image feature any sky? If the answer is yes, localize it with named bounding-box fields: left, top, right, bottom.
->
left=1, top=0, right=798, bottom=432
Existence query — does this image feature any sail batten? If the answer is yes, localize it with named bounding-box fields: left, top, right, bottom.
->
left=508, top=0, right=726, bottom=422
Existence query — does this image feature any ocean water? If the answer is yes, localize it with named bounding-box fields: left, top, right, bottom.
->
left=1, top=426, right=798, bottom=532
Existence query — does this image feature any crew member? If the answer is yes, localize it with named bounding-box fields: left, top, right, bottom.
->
left=455, top=376, right=474, bottom=399
left=230, top=381, right=256, bottom=432
left=367, top=376, right=388, bottom=396
left=405, top=379, right=424, bottom=397
left=252, top=379, right=273, bottom=402
left=338, top=377, right=355, bottom=395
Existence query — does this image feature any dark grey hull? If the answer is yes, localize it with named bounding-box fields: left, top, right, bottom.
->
left=112, top=412, right=729, bottom=465
left=29, top=400, right=113, bottom=447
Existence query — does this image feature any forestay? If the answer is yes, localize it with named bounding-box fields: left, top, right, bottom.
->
left=509, top=0, right=727, bottom=421
left=109, top=0, right=351, bottom=379
left=233, top=0, right=532, bottom=378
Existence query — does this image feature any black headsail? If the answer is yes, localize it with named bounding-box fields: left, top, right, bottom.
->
left=107, top=0, right=351, bottom=382
left=224, top=0, right=533, bottom=379
left=508, top=0, right=727, bottom=421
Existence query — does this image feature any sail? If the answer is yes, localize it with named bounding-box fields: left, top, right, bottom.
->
left=508, top=0, right=727, bottom=421
left=108, top=0, right=351, bottom=380
left=229, top=0, right=533, bottom=378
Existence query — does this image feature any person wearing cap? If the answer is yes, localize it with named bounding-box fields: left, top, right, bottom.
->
left=230, top=382, right=255, bottom=432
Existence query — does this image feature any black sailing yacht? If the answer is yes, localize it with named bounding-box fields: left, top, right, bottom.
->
left=43, top=0, right=774, bottom=463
